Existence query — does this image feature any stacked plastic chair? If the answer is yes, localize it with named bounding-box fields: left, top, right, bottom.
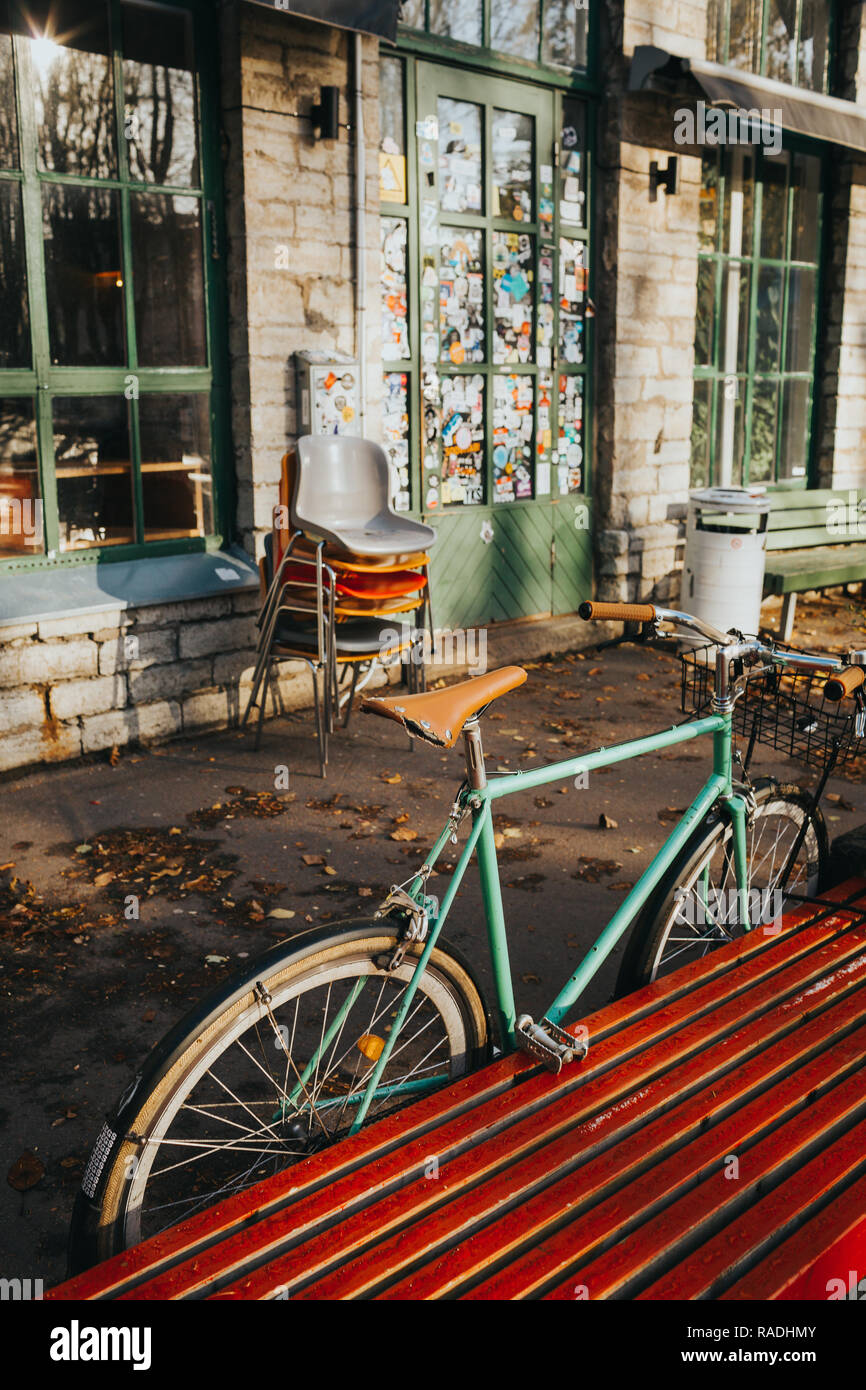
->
left=241, top=436, right=436, bottom=776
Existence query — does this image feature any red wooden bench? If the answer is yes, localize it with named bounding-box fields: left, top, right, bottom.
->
left=48, top=879, right=866, bottom=1302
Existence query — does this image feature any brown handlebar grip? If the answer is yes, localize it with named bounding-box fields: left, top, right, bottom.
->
left=578, top=601, right=657, bottom=623
left=824, top=666, right=866, bottom=702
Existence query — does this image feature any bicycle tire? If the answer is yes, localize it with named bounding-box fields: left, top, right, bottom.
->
left=69, top=917, right=489, bottom=1273
left=615, top=779, right=828, bottom=996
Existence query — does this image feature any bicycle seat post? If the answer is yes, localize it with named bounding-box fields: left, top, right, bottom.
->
left=462, top=717, right=487, bottom=791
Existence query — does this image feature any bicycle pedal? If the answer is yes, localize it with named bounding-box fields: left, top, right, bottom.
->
left=514, top=1014, right=586, bottom=1073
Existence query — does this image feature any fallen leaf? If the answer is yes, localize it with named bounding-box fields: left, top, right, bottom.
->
left=267, top=908, right=296, bottom=919
left=521, top=972, right=541, bottom=984
left=301, top=853, right=326, bottom=866
left=205, top=954, right=229, bottom=965
left=382, top=772, right=402, bottom=784
left=7, top=1151, right=44, bottom=1192
left=322, top=866, right=338, bottom=876
left=358, top=887, right=374, bottom=897
left=598, top=813, right=618, bottom=829
left=390, top=827, right=418, bottom=842
left=93, top=871, right=114, bottom=887
left=109, top=744, right=120, bottom=767
left=75, top=844, right=92, bottom=855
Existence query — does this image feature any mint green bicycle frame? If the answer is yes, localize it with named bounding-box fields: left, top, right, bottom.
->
left=338, top=702, right=751, bottom=1134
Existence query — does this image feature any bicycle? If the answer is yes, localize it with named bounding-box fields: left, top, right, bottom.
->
left=70, top=600, right=866, bottom=1270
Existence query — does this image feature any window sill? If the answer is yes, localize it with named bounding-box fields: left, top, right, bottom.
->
left=0, top=546, right=258, bottom=629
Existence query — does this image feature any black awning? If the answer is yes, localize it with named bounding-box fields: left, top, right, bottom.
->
left=629, top=45, right=866, bottom=155
left=243, top=0, right=400, bottom=40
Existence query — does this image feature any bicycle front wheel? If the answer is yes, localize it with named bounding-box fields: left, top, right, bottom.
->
left=615, top=779, right=827, bottom=994
left=69, top=918, right=488, bottom=1272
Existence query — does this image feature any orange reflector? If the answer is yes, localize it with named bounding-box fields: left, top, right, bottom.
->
left=356, top=1033, right=385, bottom=1061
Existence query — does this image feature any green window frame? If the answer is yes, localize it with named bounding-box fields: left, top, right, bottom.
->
left=691, top=141, right=824, bottom=490
left=0, top=0, right=230, bottom=573
left=707, top=0, right=831, bottom=93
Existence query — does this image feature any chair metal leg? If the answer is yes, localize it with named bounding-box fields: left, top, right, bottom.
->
left=780, top=592, right=797, bottom=642
left=341, top=662, right=361, bottom=728
left=255, top=657, right=276, bottom=750
left=309, top=661, right=327, bottom=778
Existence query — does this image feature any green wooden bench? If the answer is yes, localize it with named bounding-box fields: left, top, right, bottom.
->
left=763, top=487, right=866, bottom=640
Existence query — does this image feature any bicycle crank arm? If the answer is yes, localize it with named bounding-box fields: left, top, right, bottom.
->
left=514, top=1014, right=587, bottom=1073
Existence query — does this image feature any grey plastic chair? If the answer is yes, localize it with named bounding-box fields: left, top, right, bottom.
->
left=293, top=435, right=436, bottom=558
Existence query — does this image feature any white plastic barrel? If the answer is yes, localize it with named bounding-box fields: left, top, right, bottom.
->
left=682, top=487, right=770, bottom=637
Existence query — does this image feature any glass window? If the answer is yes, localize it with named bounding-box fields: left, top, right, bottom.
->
left=708, top=0, right=829, bottom=91
left=0, top=32, right=18, bottom=168
left=438, top=98, right=483, bottom=214
left=401, top=0, right=587, bottom=72
left=30, top=1, right=117, bottom=179
left=130, top=192, right=206, bottom=366
left=379, top=55, right=406, bottom=203
left=122, top=1, right=199, bottom=187
left=490, top=1, right=539, bottom=61
left=492, top=109, right=533, bottom=222
left=439, top=227, right=484, bottom=364
left=0, top=398, right=41, bottom=558
left=542, top=2, right=588, bottom=70
left=42, top=184, right=126, bottom=367
left=429, top=0, right=482, bottom=46
left=381, top=217, right=409, bottom=360
left=139, top=393, right=212, bottom=539
left=0, top=181, right=30, bottom=368
left=54, top=396, right=134, bottom=551
left=691, top=148, right=822, bottom=486
left=0, top=3, right=219, bottom=565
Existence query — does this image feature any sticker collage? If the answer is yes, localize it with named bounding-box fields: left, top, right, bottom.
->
left=378, top=93, right=587, bottom=513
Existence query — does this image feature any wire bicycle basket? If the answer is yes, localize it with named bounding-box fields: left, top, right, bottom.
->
left=681, top=641, right=864, bottom=771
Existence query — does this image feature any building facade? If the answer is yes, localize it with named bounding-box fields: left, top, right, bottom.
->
left=1, top=0, right=864, bottom=772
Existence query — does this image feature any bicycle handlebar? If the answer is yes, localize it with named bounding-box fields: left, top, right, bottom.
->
left=824, top=665, right=866, bottom=702
left=578, top=601, right=657, bottom=623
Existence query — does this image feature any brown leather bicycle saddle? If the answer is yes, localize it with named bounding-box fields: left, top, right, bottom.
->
left=361, top=666, right=527, bottom=747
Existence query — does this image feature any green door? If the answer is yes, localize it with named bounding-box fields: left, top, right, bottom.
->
left=413, top=63, right=592, bottom=628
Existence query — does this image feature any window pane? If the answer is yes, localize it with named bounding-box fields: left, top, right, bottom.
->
left=0, top=399, right=42, bottom=558
left=749, top=379, right=778, bottom=482
left=0, top=32, right=18, bottom=167
left=122, top=1, right=199, bottom=187
left=439, top=227, right=484, bottom=364
left=381, top=217, right=409, bottom=361
left=493, top=231, right=533, bottom=364
left=690, top=378, right=711, bottom=488
left=798, top=0, right=829, bottom=92
left=43, top=184, right=125, bottom=366
left=398, top=0, right=425, bottom=28
left=30, top=2, right=117, bottom=179
left=429, top=0, right=481, bottom=45
left=727, top=0, right=760, bottom=70
left=790, top=153, right=820, bottom=262
left=54, top=396, right=134, bottom=550
left=785, top=266, right=816, bottom=373
left=0, top=181, right=30, bottom=368
left=558, top=373, right=584, bottom=493
left=383, top=371, right=410, bottom=512
left=759, top=153, right=789, bottom=260
left=379, top=55, right=405, bottom=202
left=440, top=374, right=484, bottom=505
left=706, top=0, right=725, bottom=62
left=559, top=237, right=586, bottom=364
left=130, top=192, right=206, bottom=365
left=559, top=100, right=585, bottom=227
left=755, top=265, right=783, bottom=371
left=542, top=1, right=588, bottom=69
left=493, top=373, right=534, bottom=502
left=765, top=0, right=797, bottom=84
left=492, top=109, right=533, bottom=222
left=438, top=98, right=482, bottom=213
left=699, top=156, right=719, bottom=252
left=695, top=259, right=715, bottom=367
left=778, top=379, right=810, bottom=478
left=139, top=393, right=212, bottom=540
left=490, top=0, right=539, bottom=60
left=719, top=263, right=750, bottom=375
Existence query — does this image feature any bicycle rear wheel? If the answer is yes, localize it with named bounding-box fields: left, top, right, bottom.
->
left=69, top=918, right=488, bottom=1272
left=615, top=779, right=827, bottom=995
